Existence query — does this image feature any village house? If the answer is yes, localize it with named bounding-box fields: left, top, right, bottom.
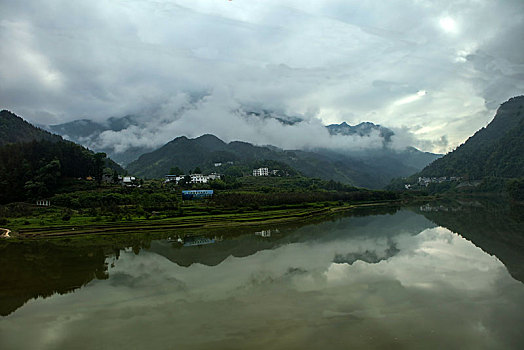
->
left=121, top=176, right=139, bottom=187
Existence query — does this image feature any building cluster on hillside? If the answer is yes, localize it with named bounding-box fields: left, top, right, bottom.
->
left=403, top=176, right=461, bottom=189
left=165, top=173, right=221, bottom=184
left=252, top=167, right=281, bottom=177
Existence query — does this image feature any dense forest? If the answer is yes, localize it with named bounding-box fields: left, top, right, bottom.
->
left=0, top=140, right=119, bottom=204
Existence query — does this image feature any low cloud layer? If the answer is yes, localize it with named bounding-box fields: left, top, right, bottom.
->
left=89, top=92, right=414, bottom=154
left=1, top=0, right=523, bottom=153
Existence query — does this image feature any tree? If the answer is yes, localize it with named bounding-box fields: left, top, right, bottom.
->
left=93, top=153, right=106, bottom=186
left=193, top=167, right=202, bottom=174
left=112, top=170, right=119, bottom=184
left=169, top=166, right=183, bottom=175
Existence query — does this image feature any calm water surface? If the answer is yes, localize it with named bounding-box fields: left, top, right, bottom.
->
left=1, top=202, right=523, bottom=349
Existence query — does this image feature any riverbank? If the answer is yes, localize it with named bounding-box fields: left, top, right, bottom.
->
left=5, top=201, right=399, bottom=240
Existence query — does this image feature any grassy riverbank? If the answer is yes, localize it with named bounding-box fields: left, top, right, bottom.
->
left=4, top=201, right=401, bottom=240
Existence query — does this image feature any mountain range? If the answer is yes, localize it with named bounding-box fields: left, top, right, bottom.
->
left=44, top=112, right=440, bottom=188
left=46, top=113, right=432, bottom=166
left=125, top=134, right=438, bottom=188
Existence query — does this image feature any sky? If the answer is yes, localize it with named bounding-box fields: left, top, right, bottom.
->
left=1, top=0, right=523, bottom=154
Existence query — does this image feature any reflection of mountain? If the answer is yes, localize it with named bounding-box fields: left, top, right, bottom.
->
left=148, top=207, right=434, bottom=267
left=415, top=199, right=524, bottom=283
left=0, top=243, right=110, bottom=316
left=0, top=207, right=438, bottom=316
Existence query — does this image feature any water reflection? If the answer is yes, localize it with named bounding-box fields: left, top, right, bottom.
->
left=414, top=198, right=524, bottom=283
left=1, top=205, right=524, bottom=349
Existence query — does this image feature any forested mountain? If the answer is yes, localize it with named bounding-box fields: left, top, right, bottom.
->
left=0, top=111, right=124, bottom=204
left=126, top=134, right=438, bottom=188
left=417, top=96, right=524, bottom=179
left=0, top=110, right=62, bottom=146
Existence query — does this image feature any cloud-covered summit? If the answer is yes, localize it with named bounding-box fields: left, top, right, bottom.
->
left=1, top=0, right=523, bottom=153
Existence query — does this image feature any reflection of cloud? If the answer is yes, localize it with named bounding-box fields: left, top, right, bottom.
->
left=2, top=214, right=523, bottom=349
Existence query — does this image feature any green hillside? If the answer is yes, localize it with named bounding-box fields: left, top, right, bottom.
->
left=126, top=134, right=438, bottom=188
left=0, top=110, right=62, bottom=146
left=418, top=96, right=524, bottom=179
left=0, top=111, right=124, bottom=204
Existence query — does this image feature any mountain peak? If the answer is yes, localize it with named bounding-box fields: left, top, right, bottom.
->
left=326, top=121, right=394, bottom=142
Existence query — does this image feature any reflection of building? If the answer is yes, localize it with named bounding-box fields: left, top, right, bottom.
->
left=255, top=229, right=279, bottom=237
left=255, top=230, right=271, bottom=237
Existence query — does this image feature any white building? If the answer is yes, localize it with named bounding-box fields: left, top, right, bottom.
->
left=253, top=168, right=269, bottom=176
left=165, top=173, right=221, bottom=184
left=122, top=176, right=136, bottom=185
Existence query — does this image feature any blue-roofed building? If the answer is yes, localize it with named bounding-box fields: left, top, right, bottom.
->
left=181, top=190, right=214, bottom=200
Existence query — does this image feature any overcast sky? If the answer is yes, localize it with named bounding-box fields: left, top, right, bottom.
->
left=1, top=0, right=523, bottom=153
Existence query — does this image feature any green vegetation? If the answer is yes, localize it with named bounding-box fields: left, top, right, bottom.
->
left=0, top=175, right=400, bottom=238
left=126, top=133, right=438, bottom=189
left=0, top=140, right=121, bottom=204
left=506, top=178, right=524, bottom=201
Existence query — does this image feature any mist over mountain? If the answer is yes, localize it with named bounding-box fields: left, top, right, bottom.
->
left=46, top=104, right=431, bottom=167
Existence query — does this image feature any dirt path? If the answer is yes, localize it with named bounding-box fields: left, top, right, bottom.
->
left=0, top=228, right=11, bottom=238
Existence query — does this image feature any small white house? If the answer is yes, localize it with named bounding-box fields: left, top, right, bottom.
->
left=36, top=200, right=51, bottom=206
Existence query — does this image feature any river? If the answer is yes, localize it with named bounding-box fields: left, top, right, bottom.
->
left=1, top=200, right=523, bottom=349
